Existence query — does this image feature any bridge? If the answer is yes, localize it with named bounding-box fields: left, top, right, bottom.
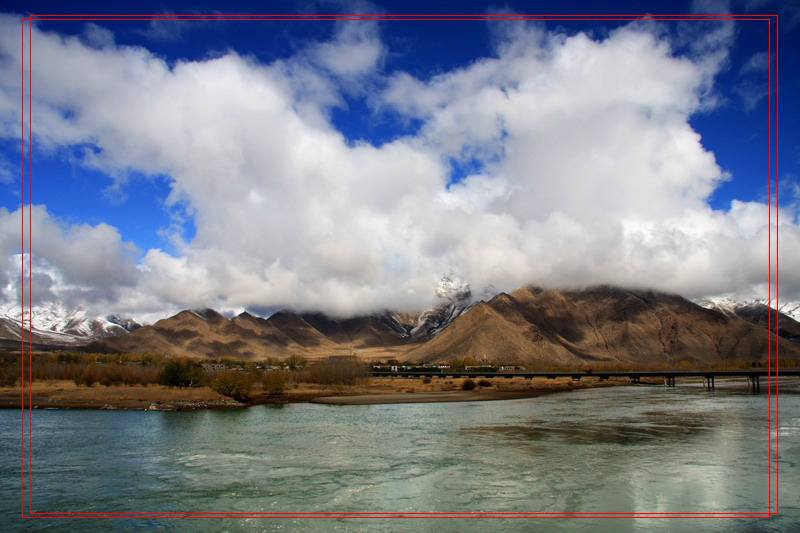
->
left=369, top=369, right=800, bottom=393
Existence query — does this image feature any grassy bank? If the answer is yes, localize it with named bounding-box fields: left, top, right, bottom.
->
left=0, top=375, right=644, bottom=410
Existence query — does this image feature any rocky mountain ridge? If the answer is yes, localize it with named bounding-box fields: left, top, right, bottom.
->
left=0, top=302, right=141, bottom=347
left=407, top=286, right=800, bottom=366
left=696, top=296, right=800, bottom=323
left=5, top=286, right=800, bottom=366
left=695, top=298, right=800, bottom=343
left=79, top=286, right=800, bottom=365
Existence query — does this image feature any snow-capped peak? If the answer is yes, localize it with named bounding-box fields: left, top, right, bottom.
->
left=0, top=301, right=141, bottom=345
left=0, top=300, right=82, bottom=332
left=402, top=275, right=474, bottom=339
left=435, top=274, right=471, bottom=301
left=695, top=296, right=800, bottom=323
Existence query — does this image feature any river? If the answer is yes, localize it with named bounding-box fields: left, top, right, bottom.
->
left=1, top=382, right=798, bottom=532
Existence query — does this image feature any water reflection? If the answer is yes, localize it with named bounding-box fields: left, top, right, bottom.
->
left=466, top=421, right=709, bottom=445
left=465, top=408, right=721, bottom=447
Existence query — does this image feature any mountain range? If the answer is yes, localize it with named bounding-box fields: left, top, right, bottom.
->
left=405, top=286, right=800, bottom=366
left=80, top=300, right=476, bottom=359
left=0, top=301, right=141, bottom=349
left=4, top=285, right=797, bottom=367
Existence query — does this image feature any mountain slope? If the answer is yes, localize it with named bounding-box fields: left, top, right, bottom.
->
left=697, top=296, right=800, bottom=323
left=231, top=312, right=300, bottom=348
left=299, top=312, right=410, bottom=348
left=697, top=300, right=800, bottom=343
left=407, top=286, right=800, bottom=366
left=87, top=309, right=307, bottom=358
left=266, top=311, right=341, bottom=349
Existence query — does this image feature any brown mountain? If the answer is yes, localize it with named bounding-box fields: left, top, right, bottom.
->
left=86, top=308, right=400, bottom=358
left=231, top=312, right=300, bottom=348
left=84, top=285, right=800, bottom=365
left=265, top=311, right=341, bottom=349
left=299, top=312, right=409, bottom=347
left=406, top=286, right=800, bottom=367
left=86, top=309, right=309, bottom=358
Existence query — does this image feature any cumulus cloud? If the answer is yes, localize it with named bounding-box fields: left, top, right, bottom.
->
left=82, top=23, right=116, bottom=49
left=311, top=20, right=384, bottom=78
left=0, top=205, right=141, bottom=313
left=0, top=14, right=795, bottom=320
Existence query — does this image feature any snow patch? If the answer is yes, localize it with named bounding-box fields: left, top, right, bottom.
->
left=695, top=296, right=800, bottom=322
left=0, top=301, right=141, bottom=345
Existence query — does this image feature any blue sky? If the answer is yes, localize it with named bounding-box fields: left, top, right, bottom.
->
left=0, top=1, right=799, bottom=320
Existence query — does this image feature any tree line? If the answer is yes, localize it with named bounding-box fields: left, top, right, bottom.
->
left=0, top=351, right=369, bottom=402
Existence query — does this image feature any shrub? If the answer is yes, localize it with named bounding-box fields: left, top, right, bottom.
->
left=0, top=365, right=19, bottom=387
left=74, top=367, right=98, bottom=387
left=57, top=353, right=80, bottom=364
left=210, top=371, right=252, bottom=402
left=462, top=379, right=476, bottom=391
left=159, top=360, right=204, bottom=388
left=302, top=359, right=368, bottom=386
left=477, top=379, right=492, bottom=387
left=262, top=372, right=286, bottom=395
left=121, top=365, right=159, bottom=386
left=99, top=370, right=124, bottom=387
left=285, top=355, right=307, bottom=370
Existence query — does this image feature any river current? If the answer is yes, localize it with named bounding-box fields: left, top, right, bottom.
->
left=2, top=382, right=798, bottom=532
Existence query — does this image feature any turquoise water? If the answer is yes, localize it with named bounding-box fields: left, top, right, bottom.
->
left=1, top=383, right=799, bottom=531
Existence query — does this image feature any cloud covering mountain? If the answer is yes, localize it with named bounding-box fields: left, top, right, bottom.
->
left=0, top=12, right=798, bottom=321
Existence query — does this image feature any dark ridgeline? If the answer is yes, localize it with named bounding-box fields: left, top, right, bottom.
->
left=404, top=286, right=800, bottom=366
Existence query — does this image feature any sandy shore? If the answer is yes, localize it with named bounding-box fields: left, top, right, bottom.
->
left=0, top=376, right=643, bottom=410
left=0, top=381, right=245, bottom=410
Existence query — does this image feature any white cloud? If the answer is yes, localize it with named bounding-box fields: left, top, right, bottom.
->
left=0, top=205, right=140, bottom=312
left=311, top=20, right=384, bottom=78
left=82, top=23, right=116, bottom=49
left=0, top=14, right=796, bottom=320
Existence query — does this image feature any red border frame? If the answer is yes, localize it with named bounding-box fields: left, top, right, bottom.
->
left=18, top=12, right=781, bottom=521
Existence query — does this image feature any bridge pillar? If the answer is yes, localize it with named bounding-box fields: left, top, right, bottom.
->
left=663, top=376, right=675, bottom=387
left=630, top=376, right=640, bottom=383
left=749, top=375, right=760, bottom=393
left=704, top=376, right=715, bottom=389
